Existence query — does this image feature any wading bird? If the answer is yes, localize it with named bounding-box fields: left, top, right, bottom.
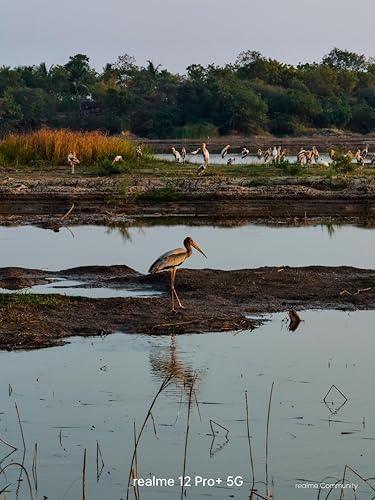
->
left=136, top=145, right=143, bottom=162
left=190, top=147, right=201, bottom=155
left=221, top=144, right=231, bottom=158
left=361, top=144, right=369, bottom=159
left=181, top=147, right=187, bottom=162
left=67, top=151, right=80, bottom=174
left=197, top=143, right=210, bottom=175
left=272, top=146, right=278, bottom=162
left=241, top=147, right=249, bottom=159
left=149, top=237, right=207, bottom=311
left=312, top=146, right=320, bottom=164
left=112, top=155, right=124, bottom=164
left=355, top=149, right=365, bottom=166
left=227, top=157, right=235, bottom=166
left=171, top=147, right=182, bottom=163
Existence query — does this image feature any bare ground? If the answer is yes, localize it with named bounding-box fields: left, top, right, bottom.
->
left=0, top=265, right=374, bottom=350
left=1, top=173, right=375, bottom=225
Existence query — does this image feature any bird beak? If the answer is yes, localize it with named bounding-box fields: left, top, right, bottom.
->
left=192, top=240, right=207, bottom=258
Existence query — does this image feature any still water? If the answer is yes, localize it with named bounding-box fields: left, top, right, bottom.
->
left=0, top=222, right=374, bottom=273
left=155, top=153, right=332, bottom=165
left=1, top=311, right=375, bottom=499
left=1, top=221, right=375, bottom=499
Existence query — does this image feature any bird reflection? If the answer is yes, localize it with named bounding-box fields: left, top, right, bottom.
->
left=149, top=335, right=202, bottom=394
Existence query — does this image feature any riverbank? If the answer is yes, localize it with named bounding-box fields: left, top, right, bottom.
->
left=0, top=265, right=374, bottom=349
left=1, top=170, right=375, bottom=225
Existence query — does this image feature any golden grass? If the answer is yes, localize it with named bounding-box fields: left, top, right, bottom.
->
left=0, top=129, right=137, bottom=166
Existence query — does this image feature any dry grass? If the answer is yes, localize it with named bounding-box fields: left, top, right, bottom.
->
left=0, top=129, right=137, bottom=166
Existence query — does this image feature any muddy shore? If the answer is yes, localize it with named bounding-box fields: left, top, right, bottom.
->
left=0, top=265, right=374, bottom=350
left=1, top=173, right=375, bottom=225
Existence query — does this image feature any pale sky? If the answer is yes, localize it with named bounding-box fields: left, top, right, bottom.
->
left=1, top=0, right=374, bottom=73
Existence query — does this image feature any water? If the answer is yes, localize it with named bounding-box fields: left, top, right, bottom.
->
left=0, top=223, right=374, bottom=275
left=1, top=311, right=375, bottom=499
left=0, top=279, right=160, bottom=298
left=155, top=153, right=332, bottom=165
left=1, top=220, right=375, bottom=499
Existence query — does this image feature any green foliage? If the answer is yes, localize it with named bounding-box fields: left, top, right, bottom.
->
left=97, top=157, right=128, bottom=176
left=331, top=153, right=355, bottom=173
left=0, top=292, right=62, bottom=308
left=275, top=159, right=302, bottom=176
left=138, top=186, right=181, bottom=202
left=0, top=48, right=374, bottom=137
left=171, top=122, right=219, bottom=139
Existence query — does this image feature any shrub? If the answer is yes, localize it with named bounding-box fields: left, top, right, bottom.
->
left=96, top=157, right=125, bottom=176
left=332, top=153, right=355, bottom=173
left=275, top=159, right=302, bottom=176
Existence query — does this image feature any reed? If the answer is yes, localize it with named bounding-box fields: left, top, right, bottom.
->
left=0, top=129, right=137, bottom=166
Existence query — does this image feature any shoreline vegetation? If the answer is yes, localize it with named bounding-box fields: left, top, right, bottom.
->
left=1, top=128, right=375, bottom=225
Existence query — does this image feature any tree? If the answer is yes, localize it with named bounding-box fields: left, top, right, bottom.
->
left=322, top=48, right=368, bottom=72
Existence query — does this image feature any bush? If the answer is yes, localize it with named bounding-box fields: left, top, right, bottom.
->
left=332, top=153, right=355, bottom=173
left=275, top=159, right=302, bottom=176
left=96, top=157, right=125, bottom=176
left=0, top=128, right=137, bottom=166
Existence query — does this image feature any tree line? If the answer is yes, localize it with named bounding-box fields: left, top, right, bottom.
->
left=0, top=48, right=374, bottom=138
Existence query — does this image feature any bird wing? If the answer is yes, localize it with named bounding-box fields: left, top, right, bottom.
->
left=148, top=247, right=187, bottom=273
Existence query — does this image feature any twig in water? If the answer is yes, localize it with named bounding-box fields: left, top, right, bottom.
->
left=208, top=420, right=229, bottom=440
left=0, top=437, right=17, bottom=452
left=15, top=402, right=26, bottom=496
left=126, top=374, right=174, bottom=500
left=181, top=377, right=196, bottom=500
left=323, top=385, right=348, bottom=404
left=82, top=448, right=86, bottom=500
left=31, top=443, right=38, bottom=492
left=0, top=462, right=34, bottom=500
left=149, top=412, right=158, bottom=439
left=15, top=403, right=26, bottom=451
left=194, top=390, right=202, bottom=422
left=96, top=441, right=105, bottom=482
left=265, top=382, right=275, bottom=498
left=61, top=203, right=75, bottom=221
left=245, top=391, right=255, bottom=496
left=339, top=464, right=375, bottom=500
left=133, top=421, right=140, bottom=500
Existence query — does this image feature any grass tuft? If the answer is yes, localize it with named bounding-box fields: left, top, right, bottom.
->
left=0, top=129, right=138, bottom=167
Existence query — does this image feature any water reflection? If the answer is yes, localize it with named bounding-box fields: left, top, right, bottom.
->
left=1, top=222, right=374, bottom=272
left=149, top=335, right=203, bottom=391
left=0, top=311, right=375, bottom=499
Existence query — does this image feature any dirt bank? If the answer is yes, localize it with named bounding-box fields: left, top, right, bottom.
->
left=1, top=173, right=375, bottom=225
left=1, top=265, right=374, bottom=350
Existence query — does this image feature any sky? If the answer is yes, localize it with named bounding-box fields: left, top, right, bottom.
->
left=1, top=0, right=374, bottom=73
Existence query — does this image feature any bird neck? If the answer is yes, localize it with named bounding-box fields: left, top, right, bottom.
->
left=184, top=242, right=193, bottom=256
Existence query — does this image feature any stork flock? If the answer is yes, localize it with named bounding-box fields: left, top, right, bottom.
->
left=169, top=143, right=375, bottom=173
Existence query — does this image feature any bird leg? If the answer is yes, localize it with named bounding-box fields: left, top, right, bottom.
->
left=171, top=268, right=185, bottom=310
left=170, top=269, right=175, bottom=311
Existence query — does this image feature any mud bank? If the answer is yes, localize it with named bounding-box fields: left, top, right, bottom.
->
left=1, top=265, right=374, bottom=350
left=1, top=174, right=375, bottom=225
